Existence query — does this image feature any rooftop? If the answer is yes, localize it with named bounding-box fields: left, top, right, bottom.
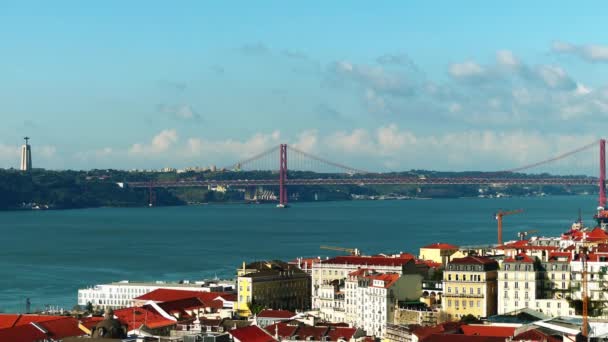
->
left=421, top=242, right=459, bottom=250
left=321, top=255, right=414, bottom=267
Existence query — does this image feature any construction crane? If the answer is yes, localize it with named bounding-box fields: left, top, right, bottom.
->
left=320, top=245, right=361, bottom=256
left=517, top=230, right=538, bottom=240
left=495, top=209, right=523, bottom=245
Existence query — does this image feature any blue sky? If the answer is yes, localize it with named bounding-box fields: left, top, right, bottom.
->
left=1, top=1, right=608, bottom=173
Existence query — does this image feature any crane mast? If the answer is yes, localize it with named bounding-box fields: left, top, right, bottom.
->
left=495, top=209, right=523, bottom=245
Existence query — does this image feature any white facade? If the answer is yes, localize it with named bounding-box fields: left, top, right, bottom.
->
left=312, top=256, right=413, bottom=310
left=78, top=280, right=234, bottom=310
left=317, top=283, right=345, bottom=323
left=498, top=257, right=539, bottom=314
left=343, top=271, right=422, bottom=338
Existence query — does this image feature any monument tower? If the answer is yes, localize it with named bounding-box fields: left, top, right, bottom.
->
left=20, top=137, right=32, bottom=171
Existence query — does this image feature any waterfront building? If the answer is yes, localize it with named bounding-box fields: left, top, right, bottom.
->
left=442, top=256, right=499, bottom=320
left=418, top=243, right=460, bottom=266
left=311, top=254, right=425, bottom=310
left=20, top=137, right=32, bottom=171
left=236, top=260, right=311, bottom=316
left=344, top=269, right=422, bottom=338
left=77, top=279, right=234, bottom=311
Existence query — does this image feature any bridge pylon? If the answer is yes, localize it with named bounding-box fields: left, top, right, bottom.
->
left=278, top=144, right=288, bottom=208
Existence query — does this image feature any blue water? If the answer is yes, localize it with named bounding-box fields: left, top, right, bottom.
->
left=0, top=196, right=598, bottom=313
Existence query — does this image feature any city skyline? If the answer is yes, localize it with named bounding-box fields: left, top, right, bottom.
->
left=2, top=1, right=608, bottom=172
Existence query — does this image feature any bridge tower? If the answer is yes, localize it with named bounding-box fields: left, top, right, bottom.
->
left=601, top=139, right=606, bottom=208
left=278, top=144, right=288, bottom=208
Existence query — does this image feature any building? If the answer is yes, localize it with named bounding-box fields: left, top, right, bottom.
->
left=20, top=137, right=32, bottom=171
left=393, top=302, right=440, bottom=327
left=236, top=260, right=311, bottom=316
left=498, top=253, right=540, bottom=314
left=418, top=243, right=460, bottom=266
left=312, top=254, right=425, bottom=310
left=77, top=279, right=234, bottom=311
left=442, top=256, right=499, bottom=320
left=255, top=309, right=297, bottom=328
left=344, top=269, right=422, bottom=338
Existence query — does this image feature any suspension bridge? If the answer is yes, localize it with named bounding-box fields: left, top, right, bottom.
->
left=126, top=139, right=608, bottom=208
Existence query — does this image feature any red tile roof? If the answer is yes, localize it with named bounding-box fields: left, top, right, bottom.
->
left=423, top=334, right=505, bottom=342
left=295, top=325, right=329, bottom=340
left=258, top=309, right=296, bottom=319
left=0, top=324, right=47, bottom=342
left=114, top=305, right=176, bottom=330
left=422, top=243, right=459, bottom=250
left=38, top=317, right=86, bottom=339
left=229, top=325, right=276, bottom=342
left=0, top=317, right=85, bottom=342
left=548, top=251, right=572, bottom=262
left=501, top=240, right=530, bottom=248
left=416, top=259, right=443, bottom=268
left=322, top=255, right=413, bottom=267
left=327, top=327, right=358, bottom=341
left=79, top=316, right=104, bottom=330
left=449, top=256, right=498, bottom=265
left=503, top=253, right=536, bottom=264
left=134, top=289, right=233, bottom=307
left=0, top=314, right=65, bottom=329
left=461, top=325, right=516, bottom=337
left=264, top=322, right=298, bottom=338
left=365, top=273, right=401, bottom=288
left=512, top=328, right=561, bottom=342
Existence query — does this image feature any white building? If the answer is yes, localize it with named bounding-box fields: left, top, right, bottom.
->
left=78, top=279, right=235, bottom=310
left=344, top=269, right=422, bottom=338
left=311, top=254, right=424, bottom=310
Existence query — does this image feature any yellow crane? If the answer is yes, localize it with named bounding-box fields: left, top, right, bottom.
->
left=495, top=209, right=523, bottom=245
left=320, top=245, right=361, bottom=256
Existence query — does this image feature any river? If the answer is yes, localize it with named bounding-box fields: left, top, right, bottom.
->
left=0, top=196, right=599, bottom=312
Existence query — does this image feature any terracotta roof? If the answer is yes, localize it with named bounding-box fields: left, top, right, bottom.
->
left=134, top=289, right=233, bottom=306
left=114, top=305, right=176, bottom=330
left=229, top=325, right=276, bottom=342
left=79, top=316, right=104, bottom=330
left=295, top=325, right=329, bottom=340
left=423, top=334, right=505, bottom=342
left=258, top=309, right=296, bottom=319
left=0, top=317, right=85, bottom=342
left=0, top=324, right=47, bottom=342
left=449, top=256, right=498, bottom=266
left=503, top=253, right=536, bottom=264
left=264, top=322, right=298, bottom=338
left=0, top=314, right=65, bottom=329
left=548, top=252, right=572, bottom=262
left=501, top=240, right=530, bottom=248
left=422, top=243, right=459, bottom=250
left=512, top=328, right=561, bottom=342
left=322, top=255, right=413, bottom=267
left=416, top=259, right=443, bottom=268
left=327, top=327, right=358, bottom=341
left=365, top=273, right=401, bottom=288
left=461, top=325, right=516, bottom=337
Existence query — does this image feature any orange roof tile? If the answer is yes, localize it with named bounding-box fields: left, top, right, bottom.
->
left=258, top=309, right=296, bottom=319
left=229, top=325, right=276, bottom=342
left=461, top=325, right=516, bottom=337
left=503, top=253, right=535, bottom=263
left=322, top=255, right=413, bottom=267
left=422, top=243, right=459, bottom=250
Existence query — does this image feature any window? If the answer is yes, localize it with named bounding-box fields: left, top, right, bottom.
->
left=525, top=282, right=528, bottom=289
left=448, top=274, right=452, bottom=281
left=562, top=274, right=566, bottom=280
left=448, top=300, right=452, bottom=307
left=470, top=288, right=473, bottom=294
left=504, top=281, right=508, bottom=289
left=515, top=282, right=519, bottom=289
left=504, top=291, right=508, bottom=299
left=515, top=301, right=519, bottom=307
left=469, top=300, right=474, bottom=307
left=547, top=302, right=551, bottom=308
left=515, top=292, right=519, bottom=299
left=463, top=275, right=466, bottom=281
left=462, top=300, right=466, bottom=307
left=448, top=287, right=451, bottom=293
left=551, top=274, right=555, bottom=280
left=557, top=302, right=561, bottom=308
left=477, top=301, right=480, bottom=307
left=455, top=300, right=459, bottom=307
left=477, top=288, right=481, bottom=295
left=562, top=282, right=565, bottom=289
left=504, top=273, right=508, bottom=280
left=525, top=292, right=529, bottom=299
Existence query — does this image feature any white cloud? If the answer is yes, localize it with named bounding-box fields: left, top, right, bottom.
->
left=496, top=50, right=520, bottom=68
left=449, top=61, right=487, bottom=79
left=158, top=104, right=201, bottom=121
left=130, top=129, right=178, bottom=155
left=552, top=41, right=608, bottom=63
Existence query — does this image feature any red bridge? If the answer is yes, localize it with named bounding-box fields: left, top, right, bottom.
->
left=126, top=139, right=608, bottom=208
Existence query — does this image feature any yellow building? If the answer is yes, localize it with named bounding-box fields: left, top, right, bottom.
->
left=236, top=260, right=311, bottom=317
left=442, top=256, right=498, bottom=320
left=419, top=243, right=461, bottom=266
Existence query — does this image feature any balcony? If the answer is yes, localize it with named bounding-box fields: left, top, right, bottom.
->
left=443, top=293, right=484, bottom=298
